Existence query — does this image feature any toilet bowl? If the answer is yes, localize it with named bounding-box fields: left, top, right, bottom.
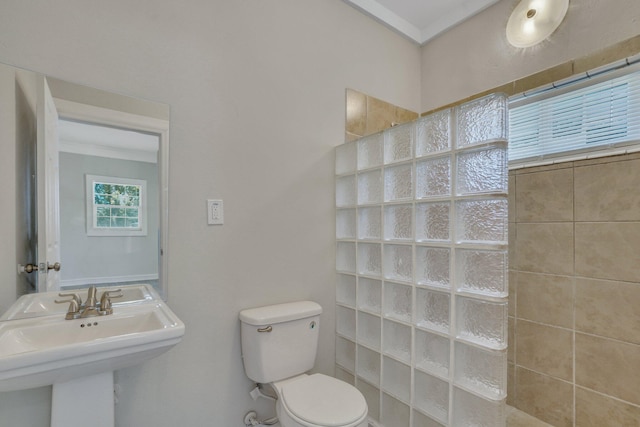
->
left=273, top=374, right=368, bottom=427
left=239, top=301, right=368, bottom=427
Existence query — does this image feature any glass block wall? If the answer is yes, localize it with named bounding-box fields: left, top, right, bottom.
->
left=335, top=93, right=508, bottom=427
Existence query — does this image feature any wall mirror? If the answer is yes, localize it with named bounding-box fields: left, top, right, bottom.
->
left=1, top=62, right=169, bottom=318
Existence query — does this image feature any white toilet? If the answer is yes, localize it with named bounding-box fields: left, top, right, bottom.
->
left=239, top=301, right=368, bottom=427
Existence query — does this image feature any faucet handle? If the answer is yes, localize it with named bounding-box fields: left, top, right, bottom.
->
left=99, top=289, right=123, bottom=315
left=99, top=289, right=123, bottom=304
left=54, top=297, right=81, bottom=320
left=57, top=292, right=82, bottom=306
left=101, top=288, right=123, bottom=297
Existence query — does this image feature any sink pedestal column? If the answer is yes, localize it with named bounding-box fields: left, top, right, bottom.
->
left=51, top=371, right=114, bottom=427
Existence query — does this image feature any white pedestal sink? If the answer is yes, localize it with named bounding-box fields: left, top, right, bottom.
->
left=52, top=372, right=114, bottom=427
left=0, top=285, right=185, bottom=427
left=0, top=284, right=157, bottom=321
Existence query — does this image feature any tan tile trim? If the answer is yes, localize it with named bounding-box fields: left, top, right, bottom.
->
left=421, top=34, right=640, bottom=116
left=572, top=151, right=640, bottom=168
left=345, top=89, right=418, bottom=141
left=510, top=161, right=574, bottom=175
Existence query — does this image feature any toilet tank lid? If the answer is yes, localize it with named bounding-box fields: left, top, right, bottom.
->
left=239, top=301, right=322, bottom=325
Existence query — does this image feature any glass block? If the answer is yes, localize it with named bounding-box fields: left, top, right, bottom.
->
left=383, top=282, right=412, bottom=323
left=416, top=288, right=450, bottom=334
left=358, top=278, right=381, bottom=313
left=336, top=208, right=356, bottom=239
left=357, top=345, right=381, bottom=386
left=358, top=133, right=383, bottom=170
left=416, top=109, right=451, bottom=157
left=416, top=202, right=450, bottom=242
left=456, top=145, right=508, bottom=195
left=358, top=169, right=383, bottom=205
left=415, top=329, right=450, bottom=378
left=358, top=206, right=382, bottom=240
left=336, top=175, right=356, bottom=207
left=382, top=319, right=411, bottom=363
left=456, top=249, right=508, bottom=297
left=415, top=246, right=450, bottom=289
left=413, top=410, right=446, bottom=427
left=414, top=370, right=449, bottom=423
left=358, top=311, right=381, bottom=351
left=383, top=244, right=413, bottom=282
left=336, top=141, right=357, bottom=175
left=454, top=341, right=507, bottom=400
left=456, top=93, right=508, bottom=148
left=336, top=336, right=356, bottom=372
left=358, top=243, right=381, bottom=277
left=336, top=274, right=356, bottom=307
left=384, top=164, right=413, bottom=202
left=357, top=379, right=381, bottom=422
left=336, top=306, right=356, bottom=340
left=452, top=387, right=506, bottom=427
left=384, top=204, right=413, bottom=241
left=455, top=198, right=508, bottom=244
left=384, top=123, right=414, bottom=164
left=416, top=156, right=451, bottom=199
left=456, top=296, right=507, bottom=350
left=336, top=242, right=356, bottom=273
left=382, top=356, right=411, bottom=403
left=381, top=393, right=410, bottom=427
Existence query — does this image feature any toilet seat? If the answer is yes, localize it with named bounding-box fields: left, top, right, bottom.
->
left=278, top=374, right=368, bottom=427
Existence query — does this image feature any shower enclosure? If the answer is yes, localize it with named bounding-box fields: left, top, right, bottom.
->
left=335, top=93, right=509, bottom=426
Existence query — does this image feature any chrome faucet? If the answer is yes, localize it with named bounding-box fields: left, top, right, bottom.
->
left=55, top=286, right=123, bottom=320
left=80, top=286, right=100, bottom=317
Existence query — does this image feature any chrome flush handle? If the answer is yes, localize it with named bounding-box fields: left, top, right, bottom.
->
left=257, top=326, right=273, bottom=333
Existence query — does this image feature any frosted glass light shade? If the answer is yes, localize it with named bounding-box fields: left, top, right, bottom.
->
left=506, top=0, right=569, bottom=48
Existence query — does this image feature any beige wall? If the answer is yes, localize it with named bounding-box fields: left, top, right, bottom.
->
left=0, top=1, right=421, bottom=426
left=421, top=0, right=640, bottom=112
left=0, top=64, right=17, bottom=316
left=509, top=153, right=640, bottom=426
left=1, top=0, right=639, bottom=425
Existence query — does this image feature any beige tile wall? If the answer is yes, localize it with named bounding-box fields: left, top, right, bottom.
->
left=345, top=88, right=418, bottom=141
left=509, top=152, right=640, bottom=427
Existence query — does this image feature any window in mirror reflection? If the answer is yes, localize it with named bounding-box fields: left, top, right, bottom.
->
left=86, top=175, right=147, bottom=236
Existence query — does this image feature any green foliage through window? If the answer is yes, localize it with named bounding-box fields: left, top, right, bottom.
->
left=93, top=181, right=142, bottom=229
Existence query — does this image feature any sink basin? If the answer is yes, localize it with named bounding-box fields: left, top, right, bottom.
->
left=0, top=284, right=158, bottom=321
left=0, top=300, right=184, bottom=392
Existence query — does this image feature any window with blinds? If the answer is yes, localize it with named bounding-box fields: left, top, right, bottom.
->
left=509, top=66, right=640, bottom=167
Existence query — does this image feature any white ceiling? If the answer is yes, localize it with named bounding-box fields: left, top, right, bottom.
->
left=344, top=0, right=500, bottom=45
left=58, top=119, right=160, bottom=163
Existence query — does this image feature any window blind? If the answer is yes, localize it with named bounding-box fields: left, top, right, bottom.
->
left=509, top=64, right=640, bottom=167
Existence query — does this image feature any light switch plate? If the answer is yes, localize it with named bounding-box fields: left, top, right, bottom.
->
left=207, top=199, right=224, bottom=225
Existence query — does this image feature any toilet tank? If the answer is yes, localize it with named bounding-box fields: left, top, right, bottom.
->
left=239, top=301, right=322, bottom=384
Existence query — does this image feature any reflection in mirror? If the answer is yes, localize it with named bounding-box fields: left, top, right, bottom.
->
left=58, top=120, right=159, bottom=290
left=0, top=63, right=169, bottom=318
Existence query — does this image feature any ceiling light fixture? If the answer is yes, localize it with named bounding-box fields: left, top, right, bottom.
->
left=506, top=0, right=569, bottom=48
